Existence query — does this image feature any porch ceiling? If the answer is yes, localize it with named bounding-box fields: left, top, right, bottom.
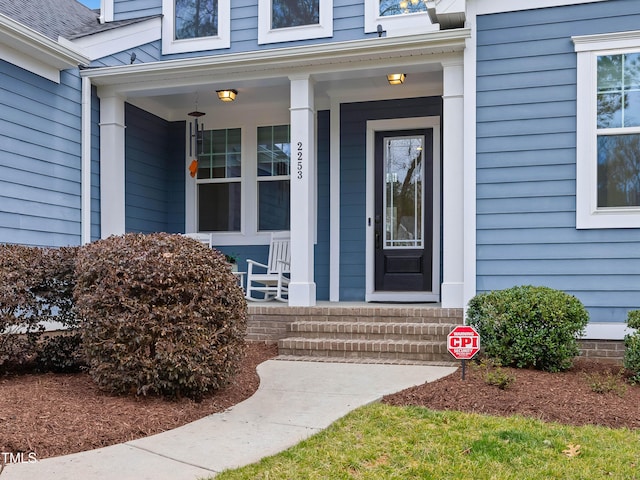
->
left=82, top=29, right=469, bottom=120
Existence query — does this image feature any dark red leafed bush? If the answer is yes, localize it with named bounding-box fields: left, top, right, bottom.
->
left=0, top=245, right=80, bottom=371
left=74, top=233, right=247, bottom=399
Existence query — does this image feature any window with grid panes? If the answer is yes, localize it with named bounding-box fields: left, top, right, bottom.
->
left=197, top=128, right=241, bottom=231
left=257, top=125, right=290, bottom=231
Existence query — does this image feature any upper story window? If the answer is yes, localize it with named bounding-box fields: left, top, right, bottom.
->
left=175, top=0, right=218, bottom=39
left=365, top=0, right=437, bottom=36
left=258, top=0, right=332, bottom=45
left=272, top=0, right=319, bottom=28
left=574, top=31, right=640, bottom=228
left=162, top=0, right=230, bottom=54
left=379, top=0, right=428, bottom=16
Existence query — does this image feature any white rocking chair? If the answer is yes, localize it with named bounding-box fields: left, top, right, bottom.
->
left=182, top=232, right=212, bottom=247
left=245, top=232, right=290, bottom=302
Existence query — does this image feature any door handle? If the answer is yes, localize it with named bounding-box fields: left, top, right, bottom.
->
left=374, top=215, right=381, bottom=249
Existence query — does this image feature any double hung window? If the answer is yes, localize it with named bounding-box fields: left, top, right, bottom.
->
left=195, top=125, right=291, bottom=234
left=257, top=125, right=291, bottom=231
left=595, top=53, right=640, bottom=209
left=364, top=0, right=437, bottom=36
left=162, top=0, right=230, bottom=53
left=574, top=32, right=640, bottom=228
left=197, top=128, right=241, bottom=231
left=258, top=0, right=332, bottom=44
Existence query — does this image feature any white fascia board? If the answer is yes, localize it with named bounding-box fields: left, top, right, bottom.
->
left=477, top=0, right=608, bottom=16
left=81, top=29, right=470, bottom=89
left=0, top=13, right=89, bottom=82
left=59, top=17, right=161, bottom=61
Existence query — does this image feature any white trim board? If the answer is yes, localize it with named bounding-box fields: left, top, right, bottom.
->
left=62, top=17, right=161, bottom=61
left=584, top=323, right=632, bottom=340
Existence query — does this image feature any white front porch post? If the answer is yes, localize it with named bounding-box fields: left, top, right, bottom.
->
left=288, top=74, right=317, bottom=306
left=98, top=92, right=126, bottom=238
left=441, top=60, right=465, bottom=308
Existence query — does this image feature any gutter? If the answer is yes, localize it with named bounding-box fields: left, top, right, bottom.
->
left=0, top=12, right=89, bottom=70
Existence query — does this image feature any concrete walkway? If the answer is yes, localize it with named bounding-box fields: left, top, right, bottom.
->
left=2, top=360, right=456, bottom=480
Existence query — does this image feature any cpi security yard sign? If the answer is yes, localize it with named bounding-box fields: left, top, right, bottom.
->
left=447, top=325, right=480, bottom=360
left=447, top=325, right=480, bottom=380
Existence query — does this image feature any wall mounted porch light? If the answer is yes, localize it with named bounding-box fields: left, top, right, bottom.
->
left=216, top=89, right=238, bottom=102
left=387, top=73, right=406, bottom=85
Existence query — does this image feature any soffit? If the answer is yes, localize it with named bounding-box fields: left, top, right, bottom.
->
left=82, top=29, right=470, bottom=96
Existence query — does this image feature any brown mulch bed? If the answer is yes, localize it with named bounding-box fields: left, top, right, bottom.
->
left=0, top=343, right=277, bottom=459
left=383, top=358, right=640, bottom=430
left=2, top=350, right=639, bottom=461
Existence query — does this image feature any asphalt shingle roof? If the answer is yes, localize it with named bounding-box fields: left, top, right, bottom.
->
left=0, top=0, right=100, bottom=40
left=0, top=0, right=159, bottom=41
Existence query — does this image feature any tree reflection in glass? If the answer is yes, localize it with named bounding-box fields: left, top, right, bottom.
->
left=379, top=0, right=428, bottom=17
left=597, top=53, right=640, bottom=207
left=272, top=0, right=319, bottom=28
left=175, top=0, right=218, bottom=39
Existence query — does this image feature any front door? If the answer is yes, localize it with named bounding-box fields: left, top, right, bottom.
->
left=374, top=130, right=433, bottom=292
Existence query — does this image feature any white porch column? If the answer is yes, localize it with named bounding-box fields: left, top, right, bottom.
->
left=441, top=60, right=465, bottom=308
left=98, top=92, right=126, bottom=238
left=288, top=75, right=317, bottom=306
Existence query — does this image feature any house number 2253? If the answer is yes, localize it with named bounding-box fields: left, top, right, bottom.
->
left=296, top=142, right=303, bottom=179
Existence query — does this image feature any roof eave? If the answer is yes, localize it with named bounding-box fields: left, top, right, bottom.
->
left=0, top=12, right=90, bottom=71
left=81, top=28, right=470, bottom=90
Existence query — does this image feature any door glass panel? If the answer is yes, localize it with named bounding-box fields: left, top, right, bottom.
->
left=383, top=135, right=424, bottom=248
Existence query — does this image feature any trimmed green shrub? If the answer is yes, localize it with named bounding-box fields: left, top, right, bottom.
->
left=0, top=244, right=80, bottom=372
left=467, top=285, right=589, bottom=372
left=74, top=233, right=247, bottom=399
left=623, top=310, right=640, bottom=383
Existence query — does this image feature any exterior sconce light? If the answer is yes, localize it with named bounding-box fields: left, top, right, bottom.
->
left=216, top=89, right=238, bottom=102
left=386, top=73, right=406, bottom=85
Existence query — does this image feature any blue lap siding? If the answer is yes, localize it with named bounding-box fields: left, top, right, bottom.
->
left=0, top=61, right=82, bottom=247
left=476, top=0, right=640, bottom=323
left=124, top=103, right=185, bottom=234
left=112, top=0, right=372, bottom=60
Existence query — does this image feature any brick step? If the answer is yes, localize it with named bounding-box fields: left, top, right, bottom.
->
left=288, top=321, right=459, bottom=341
left=278, top=337, right=454, bottom=363
left=296, top=313, right=463, bottom=325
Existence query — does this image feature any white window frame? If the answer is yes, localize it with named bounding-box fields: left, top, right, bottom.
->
left=185, top=108, right=292, bottom=246
left=257, top=124, right=291, bottom=231
left=574, top=30, right=640, bottom=229
left=196, top=127, right=243, bottom=232
left=258, top=0, right=333, bottom=45
left=364, top=0, right=438, bottom=37
left=162, top=0, right=230, bottom=54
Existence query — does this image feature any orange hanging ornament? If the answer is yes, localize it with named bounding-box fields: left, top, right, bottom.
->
left=189, top=159, right=198, bottom=178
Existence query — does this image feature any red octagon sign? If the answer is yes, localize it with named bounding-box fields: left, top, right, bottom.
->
left=447, top=325, right=480, bottom=360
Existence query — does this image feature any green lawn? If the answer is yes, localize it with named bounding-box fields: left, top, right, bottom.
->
left=213, top=403, right=639, bottom=480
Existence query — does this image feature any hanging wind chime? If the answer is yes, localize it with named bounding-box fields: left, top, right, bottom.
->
left=188, top=98, right=206, bottom=178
